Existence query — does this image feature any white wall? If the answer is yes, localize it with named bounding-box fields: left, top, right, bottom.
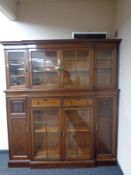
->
left=0, top=0, right=16, bottom=20
left=0, top=0, right=116, bottom=149
left=0, top=44, right=8, bottom=150
left=0, top=13, right=9, bottom=150
left=0, top=0, right=116, bottom=40
left=116, top=0, right=131, bottom=175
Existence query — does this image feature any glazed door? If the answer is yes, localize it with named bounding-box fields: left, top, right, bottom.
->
left=62, top=49, right=93, bottom=88
left=6, top=50, right=28, bottom=88
left=30, top=49, right=60, bottom=88
left=96, top=96, right=117, bottom=159
left=32, top=108, right=61, bottom=161
left=95, top=44, right=117, bottom=88
left=63, top=108, right=94, bottom=160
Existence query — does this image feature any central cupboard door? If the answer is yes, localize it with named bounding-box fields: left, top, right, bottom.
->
left=30, top=48, right=93, bottom=88
left=32, top=108, right=61, bottom=161
left=31, top=107, right=94, bottom=161
left=63, top=108, right=94, bottom=160
left=62, top=49, right=93, bottom=88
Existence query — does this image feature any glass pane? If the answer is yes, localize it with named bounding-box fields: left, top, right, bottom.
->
left=77, top=60, right=90, bottom=86
left=96, top=49, right=113, bottom=86
left=63, top=61, right=77, bottom=87
left=64, top=109, right=91, bottom=160
left=33, top=109, right=60, bottom=160
left=46, top=110, right=59, bottom=130
left=11, top=100, right=25, bottom=113
left=8, top=52, right=26, bottom=87
left=65, top=131, right=90, bottom=160
left=97, top=97, right=113, bottom=154
left=77, top=50, right=89, bottom=60
left=64, top=110, right=90, bottom=130
left=47, top=132, right=59, bottom=160
left=97, top=117, right=112, bottom=154
left=63, top=51, right=76, bottom=60
left=34, top=132, right=47, bottom=160
left=65, top=131, right=78, bottom=159
left=63, top=50, right=90, bottom=87
left=31, top=51, right=59, bottom=87
left=97, top=97, right=113, bottom=117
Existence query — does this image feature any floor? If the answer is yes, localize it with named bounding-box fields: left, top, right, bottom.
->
left=0, top=153, right=123, bottom=175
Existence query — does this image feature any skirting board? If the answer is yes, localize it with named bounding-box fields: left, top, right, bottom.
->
left=117, top=162, right=125, bottom=175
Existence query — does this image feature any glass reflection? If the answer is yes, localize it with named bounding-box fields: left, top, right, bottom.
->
left=33, top=109, right=60, bottom=160
left=31, top=51, right=59, bottom=86
left=8, top=52, right=26, bottom=87
left=64, top=109, right=91, bottom=160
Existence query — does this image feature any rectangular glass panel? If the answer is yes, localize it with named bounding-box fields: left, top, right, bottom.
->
left=47, top=132, right=59, bottom=160
left=64, top=110, right=90, bottom=130
left=63, top=51, right=76, bottom=60
left=77, top=60, right=90, bottom=86
left=63, top=50, right=90, bottom=87
left=11, top=100, right=25, bottom=113
left=97, top=97, right=113, bottom=154
left=96, top=49, right=113, bottom=87
left=64, top=109, right=91, bottom=160
left=8, top=52, right=26, bottom=87
left=46, top=110, right=59, bottom=130
left=63, top=61, right=77, bottom=87
left=31, top=50, right=59, bottom=87
left=33, top=109, right=60, bottom=160
left=97, top=97, right=113, bottom=117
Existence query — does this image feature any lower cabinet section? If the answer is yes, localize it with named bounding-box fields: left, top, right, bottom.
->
left=7, top=94, right=118, bottom=168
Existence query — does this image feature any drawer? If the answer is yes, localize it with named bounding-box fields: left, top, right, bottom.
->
left=31, top=98, right=61, bottom=107
left=64, top=98, right=94, bottom=106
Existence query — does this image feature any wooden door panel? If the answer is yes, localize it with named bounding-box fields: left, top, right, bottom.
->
left=10, top=117, right=29, bottom=159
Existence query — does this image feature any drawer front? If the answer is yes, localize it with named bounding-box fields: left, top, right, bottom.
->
left=31, top=98, right=61, bottom=107
left=64, top=98, right=94, bottom=106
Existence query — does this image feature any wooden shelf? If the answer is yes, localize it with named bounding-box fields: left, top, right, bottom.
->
left=35, top=150, right=59, bottom=160
left=65, top=129, right=90, bottom=132
left=11, top=75, right=25, bottom=78
left=34, top=128, right=59, bottom=133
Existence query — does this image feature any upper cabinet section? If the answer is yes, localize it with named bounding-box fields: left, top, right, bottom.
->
left=2, top=39, right=120, bottom=90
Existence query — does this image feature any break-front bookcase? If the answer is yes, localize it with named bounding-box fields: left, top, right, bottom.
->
left=1, top=39, right=120, bottom=168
